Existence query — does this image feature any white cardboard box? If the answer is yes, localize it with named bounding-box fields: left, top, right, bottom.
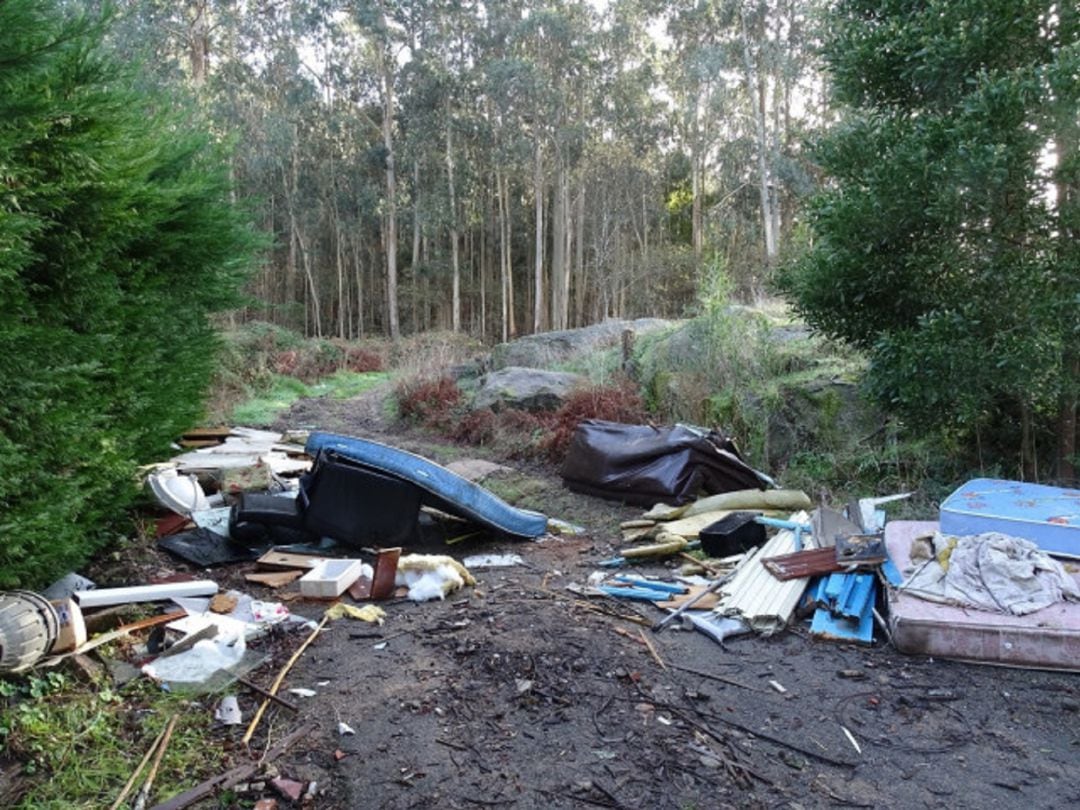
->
left=299, top=559, right=364, bottom=598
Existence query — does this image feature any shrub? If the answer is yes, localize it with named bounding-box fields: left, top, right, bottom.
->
left=492, top=410, right=552, bottom=459
left=343, top=345, right=385, bottom=373
left=396, top=376, right=464, bottom=432
left=452, top=409, right=497, bottom=446
left=541, top=380, right=646, bottom=461
left=0, top=1, right=255, bottom=586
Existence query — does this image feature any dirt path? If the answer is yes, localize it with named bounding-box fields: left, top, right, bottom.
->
left=251, top=389, right=1080, bottom=810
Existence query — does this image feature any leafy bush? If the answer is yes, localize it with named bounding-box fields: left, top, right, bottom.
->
left=451, top=409, right=497, bottom=446
left=539, top=380, right=646, bottom=461
left=0, top=1, right=255, bottom=586
left=396, top=376, right=464, bottom=432
left=777, top=0, right=1080, bottom=478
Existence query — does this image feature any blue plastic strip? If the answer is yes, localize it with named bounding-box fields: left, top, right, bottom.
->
left=599, top=585, right=673, bottom=602
left=880, top=554, right=904, bottom=587
left=810, top=599, right=874, bottom=643
left=614, top=576, right=688, bottom=594
left=836, top=573, right=875, bottom=620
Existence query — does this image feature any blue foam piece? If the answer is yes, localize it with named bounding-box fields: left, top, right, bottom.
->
left=836, top=573, right=875, bottom=620
left=810, top=572, right=876, bottom=621
left=305, top=432, right=548, bottom=539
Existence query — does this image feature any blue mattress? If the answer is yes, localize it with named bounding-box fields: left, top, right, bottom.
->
left=305, top=432, right=548, bottom=540
left=940, top=478, right=1080, bottom=557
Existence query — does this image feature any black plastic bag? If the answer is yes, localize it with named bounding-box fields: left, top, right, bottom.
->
left=560, top=420, right=770, bottom=506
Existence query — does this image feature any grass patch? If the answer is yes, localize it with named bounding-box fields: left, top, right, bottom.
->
left=0, top=670, right=226, bottom=809
left=230, top=370, right=389, bottom=425
left=308, top=369, right=390, bottom=400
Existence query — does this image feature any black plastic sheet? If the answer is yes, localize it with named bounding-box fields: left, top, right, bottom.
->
left=560, top=420, right=770, bottom=506
left=158, top=528, right=262, bottom=567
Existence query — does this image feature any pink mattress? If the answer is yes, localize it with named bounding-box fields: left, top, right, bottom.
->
left=886, top=520, right=1080, bottom=671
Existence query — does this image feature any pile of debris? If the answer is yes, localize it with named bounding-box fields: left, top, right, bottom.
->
left=4, top=419, right=1080, bottom=806
left=0, top=426, right=551, bottom=808
left=577, top=474, right=1080, bottom=670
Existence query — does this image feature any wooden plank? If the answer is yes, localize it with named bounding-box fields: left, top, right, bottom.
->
left=256, top=550, right=331, bottom=570
left=149, top=723, right=316, bottom=810
left=654, top=585, right=722, bottom=611
left=177, top=439, right=223, bottom=449
left=761, top=547, right=842, bottom=581
left=181, top=426, right=232, bottom=440
left=245, top=570, right=304, bottom=588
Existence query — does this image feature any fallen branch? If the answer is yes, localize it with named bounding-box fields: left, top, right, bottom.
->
left=237, top=677, right=298, bottom=713
left=109, top=720, right=170, bottom=810
left=149, top=722, right=315, bottom=810
left=669, top=663, right=761, bottom=692
left=638, top=629, right=667, bottom=670
left=242, top=616, right=329, bottom=746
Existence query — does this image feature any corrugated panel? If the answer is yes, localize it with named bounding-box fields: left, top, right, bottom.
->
left=761, top=547, right=841, bottom=580
left=714, top=510, right=811, bottom=635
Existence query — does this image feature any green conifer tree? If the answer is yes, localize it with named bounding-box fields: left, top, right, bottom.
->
left=0, top=0, right=256, bottom=585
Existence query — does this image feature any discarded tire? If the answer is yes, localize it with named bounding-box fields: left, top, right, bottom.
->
left=0, top=590, right=59, bottom=673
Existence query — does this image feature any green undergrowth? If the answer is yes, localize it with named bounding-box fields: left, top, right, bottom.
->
left=0, top=670, right=226, bottom=809
left=207, top=320, right=390, bottom=423
left=230, top=369, right=389, bottom=425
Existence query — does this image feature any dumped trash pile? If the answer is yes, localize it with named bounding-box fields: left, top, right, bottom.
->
left=3, top=421, right=1079, bottom=807
left=0, top=425, right=549, bottom=807
left=580, top=473, right=1080, bottom=664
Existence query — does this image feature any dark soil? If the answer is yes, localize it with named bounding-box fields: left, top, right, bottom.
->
left=153, top=388, right=1080, bottom=808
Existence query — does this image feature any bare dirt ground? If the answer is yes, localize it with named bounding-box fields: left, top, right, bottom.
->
left=193, top=389, right=1080, bottom=809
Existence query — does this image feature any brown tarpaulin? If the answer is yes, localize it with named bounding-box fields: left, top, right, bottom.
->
left=560, top=420, right=771, bottom=507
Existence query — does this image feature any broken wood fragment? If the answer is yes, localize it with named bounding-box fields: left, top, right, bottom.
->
left=242, top=616, right=329, bottom=746
left=255, top=550, right=331, bottom=570
left=245, top=570, right=304, bottom=589
left=149, top=723, right=315, bottom=810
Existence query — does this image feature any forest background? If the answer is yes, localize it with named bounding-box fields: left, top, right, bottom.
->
left=1, top=0, right=1076, bottom=586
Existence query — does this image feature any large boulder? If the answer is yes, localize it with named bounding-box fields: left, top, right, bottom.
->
left=491, top=318, right=674, bottom=370
left=472, top=367, right=585, bottom=412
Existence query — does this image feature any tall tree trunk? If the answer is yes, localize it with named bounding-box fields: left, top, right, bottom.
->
left=551, top=155, right=566, bottom=330
left=496, top=167, right=509, bottom=342
left=691, top=92, right=704, bottom=259
left=379, top=42, right=400, bottom=339
left=479, top=194, right=488, bottom=340
left=294, top=223, right=322, bottom=338
left=186, top=0, right=210, bottom=89
left=353, top=237, right=364, bottom=338
left=446, top=118, right=461, bottom=332
left=740, top=4, right=778, bottom=268
left=533, top=137, right=545, bottom=334
left=1056, top=2, right=1078, bottom=484
left=574, top=181, right=586, bottom=328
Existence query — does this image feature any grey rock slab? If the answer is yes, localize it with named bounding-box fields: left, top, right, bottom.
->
left=472, top=366, right=586, bottom=412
